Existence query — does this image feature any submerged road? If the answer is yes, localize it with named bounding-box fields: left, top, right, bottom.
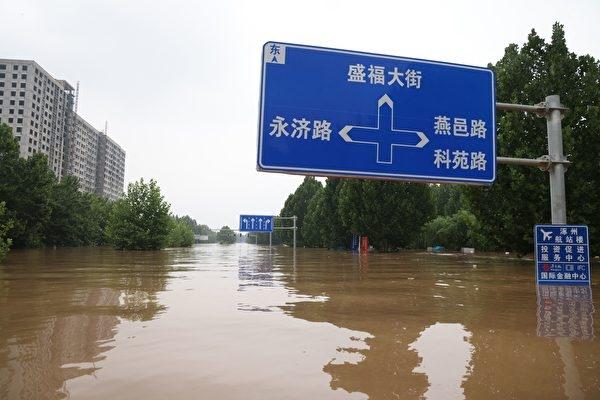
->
left=0, top=244, right=598, bottom=399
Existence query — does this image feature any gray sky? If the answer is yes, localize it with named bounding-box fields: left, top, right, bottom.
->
left=2, top=0, right=599, bottom=229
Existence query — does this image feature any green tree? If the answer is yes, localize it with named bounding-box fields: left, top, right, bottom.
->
left=0, top=124, right=54, bottom=248
left=107, top=179, right=171, bottom=250
left=0, top=202, right=13, bottom=261
left=175, top=215, right=200, bottom=233
left=276, top=176, right=323, bottom=246
left=86, top=194, right=114, bottom=246
left=44, top=175, right=90, bottom=246
left=338, top=180, right=434, bottom=251
left=418, top=210, right=486, bottom=251
left=303, top=178, right=349, bottom=248
left=198, top=224, right=217, bottom=243
left=217, top=226, right=236, bottom=244
left=464, top=23, right=600, bottom=254
left=431, top=184, right=464, bottom=217
left=166, top=217, right=195, bottom=247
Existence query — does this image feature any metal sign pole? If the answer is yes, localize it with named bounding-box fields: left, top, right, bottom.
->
left=293, top=216, right=297, bottom=251
left=495, top=95, right=568, bottom=224
left=545, top=95, right=567, bottom=224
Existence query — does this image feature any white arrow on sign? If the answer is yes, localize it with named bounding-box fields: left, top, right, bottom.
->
left=242, top=218, right=249, bottom=229
left=250, top=218, right=255, bottom=229
left=265, top=219, right=271, bottom=228
left=258, top=218, right=263, bottom=229
left=339, top=94, right=429, bottom=164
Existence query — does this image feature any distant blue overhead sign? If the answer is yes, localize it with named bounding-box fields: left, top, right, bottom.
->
left=535, top=225, right=591, bottom=285
left=258, top=42, right=496, bottom=184
left=239, top=215, right=274, bottom=233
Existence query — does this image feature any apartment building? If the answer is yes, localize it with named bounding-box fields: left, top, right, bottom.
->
left=65, top=113, right=100, bottom=193
left=0, top=58, right=125, bottom=200
left=0, top=59, right=74, bottom=180
left=96, top=133, right=126, bottom=201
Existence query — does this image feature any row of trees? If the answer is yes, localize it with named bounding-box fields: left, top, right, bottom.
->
left=273, top=177, right=483, bottom=252
left=274, top=24, right=600, bottom=255
left=170, top=215, right=237, bottom=244
left=0, top=123, right=198, bottom=261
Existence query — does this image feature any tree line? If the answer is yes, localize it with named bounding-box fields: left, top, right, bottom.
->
left=273, top=24, right=600, bottom=255
left=0, top=123, right=201, bottom=261
left=172, top=215, right=237, bottom=244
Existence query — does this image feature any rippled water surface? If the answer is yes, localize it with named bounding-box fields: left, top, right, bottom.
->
left=0, top=244, right=598, bottom=399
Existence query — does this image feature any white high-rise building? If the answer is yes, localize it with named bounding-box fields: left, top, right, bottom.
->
left=0, top=59, right=73, bottom=180
left=0, top=58, right=125, bottom=200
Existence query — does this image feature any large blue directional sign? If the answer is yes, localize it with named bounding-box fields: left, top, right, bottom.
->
left=239, top=215, right=274, bottom=233
left=258, top=42, right=496, bottom=184
left=534, top=225, right=591, bottom=285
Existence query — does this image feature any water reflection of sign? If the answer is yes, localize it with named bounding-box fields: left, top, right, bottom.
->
left=534, top=225, right=590, bottom=285
left=536, top=285, right=594, bottom=340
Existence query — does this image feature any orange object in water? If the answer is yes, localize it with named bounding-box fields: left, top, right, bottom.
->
left=360, top=236, right=369, bottom=253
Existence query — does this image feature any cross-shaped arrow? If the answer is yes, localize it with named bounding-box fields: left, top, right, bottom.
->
left=338, top=94, right=429, bottom=164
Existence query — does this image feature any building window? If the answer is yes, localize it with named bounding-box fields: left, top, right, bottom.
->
left=13, top=65, right=18, bottom=71
left=12, top=74, right=17, bottom=79
left=0, top=73, right=4, bottom=78
left=22, top=65, right=27, bottom=71
left=11, top=82, right=16, bottom=88
left=21, top=74, right=26, bottom=79
left=0, top=64, right=5, bottom=70
left=20, top=83, right=26, bottom=89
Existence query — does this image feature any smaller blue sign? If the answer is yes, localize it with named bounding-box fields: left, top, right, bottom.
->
left=239, top=215, right=274, bottom=233
left=534, top=225, right=591, bottom=285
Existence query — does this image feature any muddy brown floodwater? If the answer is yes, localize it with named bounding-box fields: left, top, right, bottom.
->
left=0, top=244, right=598, bottom=399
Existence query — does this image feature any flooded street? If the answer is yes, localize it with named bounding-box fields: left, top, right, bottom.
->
left=0, top=244, right=598, bottom=399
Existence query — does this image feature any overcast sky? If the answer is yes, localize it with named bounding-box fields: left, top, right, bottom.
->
left=2, top=0, right=599, bottom=228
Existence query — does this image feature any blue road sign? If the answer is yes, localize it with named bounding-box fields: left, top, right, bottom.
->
left=258, top=42, right=496, bottom=184
left=534, top=225, right=591, bottom=285
left=239, top=215, right=274, bottom=233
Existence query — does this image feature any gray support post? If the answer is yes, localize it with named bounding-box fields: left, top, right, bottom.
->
left=292, top=216, right=297, bottom=251
left=269, top=232, right=272, bottom=248
left=545, top=95, right=567, bottom=224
